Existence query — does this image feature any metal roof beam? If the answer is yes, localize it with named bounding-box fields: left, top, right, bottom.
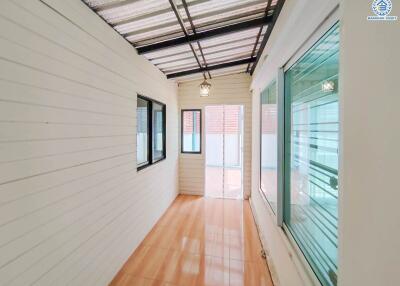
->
left=168, top=0, right=206, bottom=79
left=181, top=0, right=211, bottom=79
left=136, top=16, right=273, bottom=54
left=250, top=0, right=286, bottom=75
left=146, top=35, right=258, bottom=61
left=246, top=0, right=273, bottom=72
left=166, top=57, right=255, bottom=79
left=152, top=43, right=256, bottom=65
left=125, top=10, right=265, bottom=45
left=122, top=8, right=265, bottom=39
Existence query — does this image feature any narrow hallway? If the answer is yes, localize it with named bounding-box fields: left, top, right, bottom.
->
left=110, top=195, right=273, bottom=286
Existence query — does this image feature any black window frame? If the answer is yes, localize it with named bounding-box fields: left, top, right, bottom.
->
left=137, top=96, right=151, bottom=169
left=181, top=109, right=202, bottom=154
left=137, top=94, right=166, bottom=171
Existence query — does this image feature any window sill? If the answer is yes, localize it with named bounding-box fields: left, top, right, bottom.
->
left=137, top=157, right=166, bottom=172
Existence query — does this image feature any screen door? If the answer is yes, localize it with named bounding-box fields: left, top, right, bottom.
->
left=205, top=105, right=244, bottom=199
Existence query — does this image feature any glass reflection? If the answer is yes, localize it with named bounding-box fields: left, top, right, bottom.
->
left=284, top=22, right=339, bottom=286
left=260, top=80, right=278, bottom=213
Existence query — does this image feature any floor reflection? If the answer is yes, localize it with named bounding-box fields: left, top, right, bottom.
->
left=205, top=167, right=243, bottom=199
left=110, top=195, right=273, bottom=286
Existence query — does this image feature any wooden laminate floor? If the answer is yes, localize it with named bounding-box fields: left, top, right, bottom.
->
left=110, top=195, right=273, bottom=286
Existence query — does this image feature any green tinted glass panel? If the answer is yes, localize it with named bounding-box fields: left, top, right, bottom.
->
left=260, top=80, right=278, bottom=214
left=284, top=22, right=339, bottom=286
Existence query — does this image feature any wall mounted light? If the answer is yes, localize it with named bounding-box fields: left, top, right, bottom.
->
left=200, top=79, right=211, bottom=97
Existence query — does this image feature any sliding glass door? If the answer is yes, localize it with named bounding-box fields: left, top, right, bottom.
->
left=283, top=23, right=339, bottom=286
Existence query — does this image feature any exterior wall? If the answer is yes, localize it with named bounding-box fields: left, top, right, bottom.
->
left=0, top=1, right=178, bottom=285
left=178, top=74, right=252, bottom=197
left=250, top=0, right=339, bottom=285
left=338, top=1, right=400, bottom=285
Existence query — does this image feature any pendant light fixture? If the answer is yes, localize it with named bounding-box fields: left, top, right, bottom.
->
left=200, top=79, right=211, bottom=97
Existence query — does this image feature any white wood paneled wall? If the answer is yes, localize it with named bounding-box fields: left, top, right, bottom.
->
left=0, top=0, right=179, bottom=285
left=178, top=74, right=252, bottom=197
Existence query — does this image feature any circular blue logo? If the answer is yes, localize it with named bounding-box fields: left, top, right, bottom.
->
left=372, top=0, right=392, bottom=16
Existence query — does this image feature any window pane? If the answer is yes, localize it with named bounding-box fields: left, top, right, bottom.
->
left=182, top=110, right=201, bottom=153
left=284, top=23, right=339, bottom=286
left=137, top=97, right=149, bottom=167
left=152, top=102, right=165, bottom=161
left=260, top=81, right=277, bottom=213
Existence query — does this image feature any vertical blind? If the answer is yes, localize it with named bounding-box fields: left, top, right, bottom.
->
left=284, top=22, right=339, bottom=286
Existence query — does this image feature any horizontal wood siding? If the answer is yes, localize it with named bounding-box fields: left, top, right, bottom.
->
left=0, top=0, right=178, bottom=285
left=178, top=74, right=252, bottom=197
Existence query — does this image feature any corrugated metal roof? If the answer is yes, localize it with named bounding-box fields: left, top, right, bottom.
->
left=82, top=0, right=283, bottom=81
